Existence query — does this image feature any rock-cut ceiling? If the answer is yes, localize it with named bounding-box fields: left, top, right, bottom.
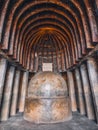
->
left=0, top=0, right=98, bottom=72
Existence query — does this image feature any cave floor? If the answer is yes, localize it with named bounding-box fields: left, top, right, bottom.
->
left=0, top=112, right=98, bottom=130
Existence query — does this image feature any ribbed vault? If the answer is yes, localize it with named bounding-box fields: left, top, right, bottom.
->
left=0, top=0, right=98, bottom=72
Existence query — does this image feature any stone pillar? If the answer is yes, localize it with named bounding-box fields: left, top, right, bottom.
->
left=87, top=58, right=98, bottom=123
left=67, top=71, right=77, bottom=112
left=80, top=64, right=95, bottom=120
left=0, top=66, right=15, bottom=121
left=18, top=71, right=29, bottom=112
left=96, top=0, right=98, bottom=8
left=0, top=58, right=7, bottom=106
left=75, top=68, right=86, bottom=115
left=10, top=70, right=21, bottom=116
left=61, top=73, right=69, bottom=93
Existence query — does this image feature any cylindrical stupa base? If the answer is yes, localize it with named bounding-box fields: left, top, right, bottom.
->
left=24, top=97, right=72, bottom=124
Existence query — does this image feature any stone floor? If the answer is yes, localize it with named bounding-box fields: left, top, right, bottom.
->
left=0, top=112, right=98, bottom=130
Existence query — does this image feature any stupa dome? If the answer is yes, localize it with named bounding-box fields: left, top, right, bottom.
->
left=28, top=71, right=68, bottom=98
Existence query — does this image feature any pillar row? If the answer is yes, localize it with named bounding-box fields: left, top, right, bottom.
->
left=0, top=66, right=15, bottom=121
left=80, top=63, right=95, bottom=120
left=87, top=57, right=98, bottom=123
left=67, top=71, right=77, bottom=112
left=18, top=71, right=29, bottom=112
left=0, top=58, right=7, bottom=106
left=75, top=68, right=86, bottom=115
left=10, top=70, right=21, bottom=116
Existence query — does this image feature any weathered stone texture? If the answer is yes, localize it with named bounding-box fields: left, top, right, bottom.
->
left=24, top=71, right=72, bottom=123
left=80, top=63, right=95, bottom=120
left=0, top=66, right=15, bottom=121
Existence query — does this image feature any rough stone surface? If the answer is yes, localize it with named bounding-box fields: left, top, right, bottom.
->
left=24, top=71, right=72, bottom=123
left=67, top=71, right=77, bottom=112
left=27, top=71, right=68, bottom=98
left=0, top=112, right=98, bottom=130
left=80, top=64, right=95, bottom=120
left=0, top=66, right=15, bottom=121
left=87, top=58, right=98, bottom=123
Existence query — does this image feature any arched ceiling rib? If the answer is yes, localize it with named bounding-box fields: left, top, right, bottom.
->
left=0, top=0, right=98, bottom=72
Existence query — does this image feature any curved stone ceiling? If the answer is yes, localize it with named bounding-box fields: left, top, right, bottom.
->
left=0, top=0, right=98, bottom=72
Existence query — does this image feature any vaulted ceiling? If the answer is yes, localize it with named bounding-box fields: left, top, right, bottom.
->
left=0, top=0, right=98, bottom=72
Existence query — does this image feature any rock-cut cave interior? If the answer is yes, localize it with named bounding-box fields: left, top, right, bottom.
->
left=0, top=0, right=98, bottom=130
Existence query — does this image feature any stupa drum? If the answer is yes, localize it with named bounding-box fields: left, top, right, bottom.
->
left=24, top=72, right=72, bottom=123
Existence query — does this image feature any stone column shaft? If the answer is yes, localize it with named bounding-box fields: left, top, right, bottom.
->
left=87, top=58, right=98, bottom=123
left=0, top=66, right=15, bottom=121
left=19, top=71, right=29, bottom=112
left=0, top=58, right=7, bottom=105
left=96, top=0, right=98, bottom=8
left=10, top=70, right=21, bottom=116
left=80, top=64, right=95, bottom=120
left=67, top=71, right=77, bottom=112
left=75, top=68, right=86, bottom=115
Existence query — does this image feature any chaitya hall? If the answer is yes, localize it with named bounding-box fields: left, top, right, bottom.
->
left=0, top=0, right=98, bottom=130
